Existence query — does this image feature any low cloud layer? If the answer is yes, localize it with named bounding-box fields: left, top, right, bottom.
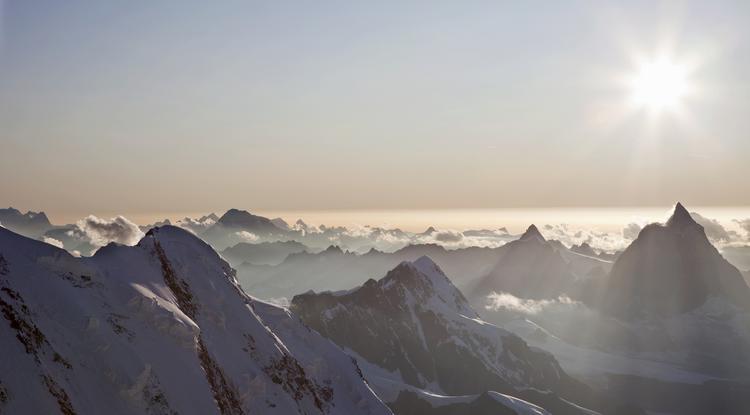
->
left=485, top=291, right=578, bottom=315
left=622, top=223, right=642, bottom=240
left=735, top=219, right=750, bottom=236
left=235, top=231, right=259, bottom=243
left=542, top=224, right=629, bottom=253
left=434, top=230, right=464, bottom=243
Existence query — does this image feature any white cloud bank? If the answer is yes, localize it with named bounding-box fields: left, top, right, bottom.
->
left=75, top=215, right=144, bottom=247
left=485, top=291, right=578, bottom=315
left=235, top=231, right=259, bottom=243
left=42, top=236, right=64, bottom=249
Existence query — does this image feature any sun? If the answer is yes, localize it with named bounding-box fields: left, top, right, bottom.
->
left=629, top=58, right=690, bottom=113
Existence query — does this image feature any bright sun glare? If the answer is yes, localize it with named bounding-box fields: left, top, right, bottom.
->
left=630, top=58, right=690, bottom=113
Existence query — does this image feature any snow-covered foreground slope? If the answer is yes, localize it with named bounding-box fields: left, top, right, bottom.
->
left=0, top=226, right=390, bottom=415
left=291, top=257, right=639, bottom=414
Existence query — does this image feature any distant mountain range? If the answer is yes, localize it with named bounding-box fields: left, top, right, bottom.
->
left=3, top=203, right=750, bottom=414
left=235, top=243, right=504, bottom=301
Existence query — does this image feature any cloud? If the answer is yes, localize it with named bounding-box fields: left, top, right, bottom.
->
left=485, top=291, right=578, bottom=315
left=76, top=215, right=144, bottom=247
left=235, top=231, right=259, bottom=243
left=464, top=228, right=509, bottom=237
left=689, top=212, right=736, bottom=242
left=176, top=214, right=217, bottom=233
left=735, top=219, right=750, bottom=235
left=541, top=223, right=629, bottom=253
left=622, top=223, right=642, bottom=240
left=434, top=230, right=463, bottom=243
left=42, top=236, right=64, bottom=249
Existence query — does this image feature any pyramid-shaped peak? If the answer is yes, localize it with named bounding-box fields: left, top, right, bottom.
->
left=666, top=202, right=698, bottom=228
left=384, top=257, right=477, bottom=317
left=519, top=224, right=545, bottom=242
left=385, top=256, right=447, bottom=287
left=412, top=255, right=442, bottom=275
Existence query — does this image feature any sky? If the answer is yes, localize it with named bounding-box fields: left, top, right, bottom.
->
left=2, top=0, right=750, bottom=222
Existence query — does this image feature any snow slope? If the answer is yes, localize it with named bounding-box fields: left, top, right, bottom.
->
left=0, top=225, right=390, bottom=415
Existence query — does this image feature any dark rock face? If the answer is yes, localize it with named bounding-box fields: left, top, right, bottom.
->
left=601, top=203, right=750, bottom=320
left=291, top=257, right=599, bottom=412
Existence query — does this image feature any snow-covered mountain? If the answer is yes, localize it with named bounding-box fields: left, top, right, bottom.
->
left=290, top=257, right=634, bottom=414
left=0, top=225, right=390, bottom=415
left=601, top=202, right=750, bottom=319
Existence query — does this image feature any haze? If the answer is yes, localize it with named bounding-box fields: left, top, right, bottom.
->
left=2, top=0, right=750, bottom=220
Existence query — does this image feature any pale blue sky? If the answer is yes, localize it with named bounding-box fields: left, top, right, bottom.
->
left=2, top=1, right=749, bottom=219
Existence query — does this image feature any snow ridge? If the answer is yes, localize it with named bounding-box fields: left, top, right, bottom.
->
left=0, top=225, right=390, bottom=415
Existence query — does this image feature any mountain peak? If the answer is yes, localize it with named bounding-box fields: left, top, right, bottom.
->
left=373, top=257, right=477, bottom=317
left=666, top=202, right=698, bottom=228
left=213, top=209, right=278, bottom=235
left=602, top=202, right=750, bottom=319
left=519, top=224, right=545, bottom=242
left=421, top=226, right=437, bottom=235
left=218, top=208, right=252, bottom=223
left=412, top=255, right=441, bottom=275
left=384, top=257, right=445, bottom=289
left=323, top=245, right=343, bottom=254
